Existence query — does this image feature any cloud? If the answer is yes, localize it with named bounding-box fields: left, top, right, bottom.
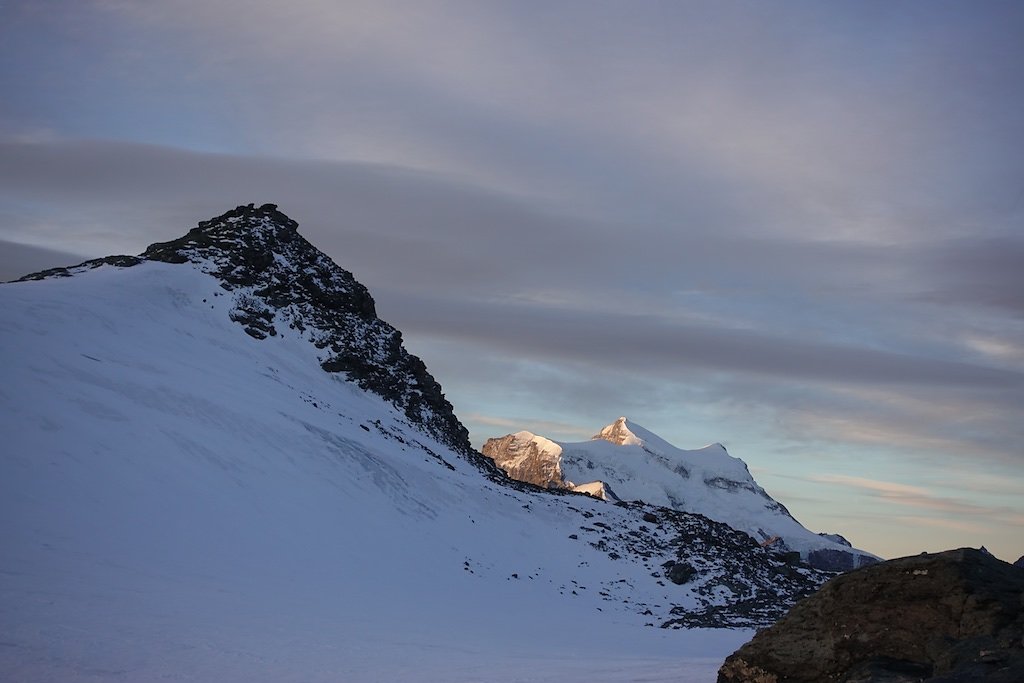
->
left=463, top=413, right=595, bottom=443
left=895, top=516, right=989, bottom=535
left=6, top=136, right=1023, bottom=333
left=12, top=2, right=1024, bottom=236
left=0, top=240, right=86, bottom=282
left=383, top=290, right=1024, bottom=391
left=811, top=474, right=1022, bottom=521
left=915, top=238, right=1024, bottom=317
left=963, top=335, right=1024, bottom=365
left=812, top=474, right=930, bottom=498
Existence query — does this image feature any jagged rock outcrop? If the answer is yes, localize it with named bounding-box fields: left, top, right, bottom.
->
left=718, top=548, right=1024, bottom=683
left=18, top=203, right=472, bottom=454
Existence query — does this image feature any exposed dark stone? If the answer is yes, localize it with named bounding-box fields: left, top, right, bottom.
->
left=807, top=547, right=879, bottom=573
left=666, top=561, right=697, bottom=585
left=1014, top=555, right=1023, bottom=569
left=718, top=548, right=1024, bottom=683
left=780, top=551, right=802, bottom=566
left=819, top=532, right=854, bottom=548
left=15, top=254, right=143, bottom=281
left=642, top=511, right=659, bottom=524
left=640, top=506, right=829, bottom=629
left=704, top=476, right=757, bottom=493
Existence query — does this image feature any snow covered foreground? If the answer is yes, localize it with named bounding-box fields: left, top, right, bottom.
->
left=0, top=261, right=750, bottom=682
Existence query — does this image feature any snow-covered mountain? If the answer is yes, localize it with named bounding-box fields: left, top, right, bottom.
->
left=483, top=418, right=878, bottom=571
left=2, top=204, right=828, bottom=681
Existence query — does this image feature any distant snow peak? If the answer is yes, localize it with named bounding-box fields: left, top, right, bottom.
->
left=594, top=416, right=643, bottom=446
left=484, top=417, right=879, bottom=572
left=481, top=430, right=565, bottom=490
left=512, top=430, right=562, bottom=457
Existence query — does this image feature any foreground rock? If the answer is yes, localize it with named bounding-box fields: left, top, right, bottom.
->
left=718, top=548, right=1024, bottom=682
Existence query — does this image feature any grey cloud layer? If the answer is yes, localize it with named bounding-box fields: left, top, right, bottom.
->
left=0, top=240, right=85, bottom=282
left=4, top=139, right=1023, bottom=315
left=6, top=2, right=1023, bottom=236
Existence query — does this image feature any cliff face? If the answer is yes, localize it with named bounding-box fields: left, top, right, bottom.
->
left=482, top=431, right=565, bottom=489
left=718, top=548, right=1024, bottom=683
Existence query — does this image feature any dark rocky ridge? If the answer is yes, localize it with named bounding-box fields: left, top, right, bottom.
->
left=641, top=504, right=828, bottom=629
left=18, top=204, right=472, bottom=455
left=718, top=548, right=1024, bottom=682
left=547, top=499, right=831, bottom=629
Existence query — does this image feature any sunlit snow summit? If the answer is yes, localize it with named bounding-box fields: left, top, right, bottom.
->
left=484, top=418, right=877, bottom=571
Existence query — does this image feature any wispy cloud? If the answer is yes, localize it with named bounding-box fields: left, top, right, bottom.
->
left=963, top=335, right=1024, bottom=366
left=895, top=516, right=989, bottom=535
left=811, top=474, right=1022, bottom=521
left=462, top=413, right=594, bottom=442
left=812, top=474, right=930, bottom=498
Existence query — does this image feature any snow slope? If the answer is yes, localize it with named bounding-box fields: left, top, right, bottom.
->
left=485, top=419, right=877, bottom=569
left=0, top=206, right=821, bottom=680
left=0, top=260, right=751, bottom=681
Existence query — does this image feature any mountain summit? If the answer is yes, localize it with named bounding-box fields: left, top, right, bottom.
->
left=19, top=203, right=470, bottom=454
left=484, top=417, right=878, bottom=571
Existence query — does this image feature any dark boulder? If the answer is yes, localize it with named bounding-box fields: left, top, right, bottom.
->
left=718, top=548, right=1024, bottom=683
left=664, top=561, right=697, bottom=585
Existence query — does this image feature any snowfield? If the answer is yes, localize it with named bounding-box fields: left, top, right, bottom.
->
left=1, top=260, right=751, bottom=682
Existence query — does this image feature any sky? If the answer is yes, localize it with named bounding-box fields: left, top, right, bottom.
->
left=1, top=0, right=1022, bottom=562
